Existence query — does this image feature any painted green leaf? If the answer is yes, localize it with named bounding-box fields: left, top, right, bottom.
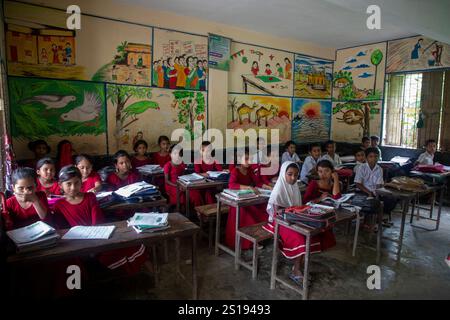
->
left=371, top=49, right=383, bottom=66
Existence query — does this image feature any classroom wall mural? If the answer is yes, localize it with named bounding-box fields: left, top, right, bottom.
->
left=386, top=36, right=450, bottom=73
left=5, top=1, right=152, bottom=85
left=152, top=28, right=208, bottom=91
left=107, top=84, right=207, bottom=153
left=333, top=42, right=387, bottom=101
left=9, top=77, right=107, bottom=159
left=227, top=94, right=291, bottom=143
left=331, top=100, right=382, bottom=143
left=292, top=99, right=331, bottom=144
left=229, top=42, right=294, bottom=97
left=294, top=55, right=333, bottom=99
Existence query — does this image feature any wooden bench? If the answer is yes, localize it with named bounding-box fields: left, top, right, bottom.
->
left=236, top=222, right=273, bottom=279
left=195, top=203, right=229, bottom=250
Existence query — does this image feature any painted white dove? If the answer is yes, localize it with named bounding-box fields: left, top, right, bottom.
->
left=60, top=92, right=102, bottom=123
left=23, top=95, right=76, bottom=109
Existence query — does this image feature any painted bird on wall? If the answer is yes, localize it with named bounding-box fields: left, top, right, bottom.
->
left=23, top=95, right=77, bottom=109
left=60, top=92, right=103, bottom=123
left=122, top=101, right=160, bottom=120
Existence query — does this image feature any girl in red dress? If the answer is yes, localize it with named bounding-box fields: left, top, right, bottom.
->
left=194, top=141, right=225, bottom=204
left=263, top=160, right=337, bottom=287
left=56, top=139, right=75, bottom=171
left=131, top=139, right=152, bottom=169
left=164, top=145, right=186, bottom=206
left=225, top=148, right=268, bottom=250
left=36, top=158, right=61, bottom=196
left=3, top=167, right=49, bottom=230
left=75, top=154, right=102, bottom=193
left=54, top=165, right=148, bottom=276
left=106, top=150, right=141, bottom=190
left=153, top=135, right=171, bottom=168
left=252, top=146, right=278, bottom=188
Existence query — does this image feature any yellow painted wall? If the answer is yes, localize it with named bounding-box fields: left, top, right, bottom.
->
left=15, top=0, right=335, bottom=136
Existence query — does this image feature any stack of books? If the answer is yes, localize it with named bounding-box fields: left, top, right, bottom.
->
left=179, top=173, right=206, bottom=184
left=127, top=212, right=170, bottom=234
left=7, top=221, right=60, bottom=253
left=114, top=181, right=158, bottom=198
left=256, top=188, right=272, bottom=197
left=136, top=164, right=164, bottom=175
left=222, top=189, right=258, bottom=200
left=206, top=171, right=230, bottom=181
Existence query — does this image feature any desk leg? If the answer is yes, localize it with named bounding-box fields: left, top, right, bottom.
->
left=376, top=204, right=383, bottom=265
left=397, top=199, right=409, bottom=259
left=303, top=234, right=311, bottom=300
left=410, top=198, right=416, bottom=224
left=175, top=237, right=181, bottom=281
left=186, top=188, right=190, bottom=218
left=176, top=185, right=180, bottom=213
left=270, top=222, right=279, bottom=290
left=215, top=200, right=221, bottom=256
left=352, top=211, right=361, bottom=257
left=235, top=206, right=241, bottom=271
left=192, top=233, right=198, bottom=300
left=430, top=190, right=436, bottom=219
left=436, top=187, right=444, bottom=231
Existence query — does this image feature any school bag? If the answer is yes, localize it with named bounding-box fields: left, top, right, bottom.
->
left=283, top=205, right=336, bottom=229
left=349, top=193, right=381, bottom=215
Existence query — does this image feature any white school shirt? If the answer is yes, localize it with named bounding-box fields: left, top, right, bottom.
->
left=320, top=153, right=342, bottom=167
left=354, top=162, right=384, bottom=193
left=281, top=151, right=301, bottom=164
left=251, top=150, right=268, bottom=164
left=416, top=152, right=434, bottom=165
left=300, top=156, right=319, bottom=184
left=353, top=161, right=364, bottom=175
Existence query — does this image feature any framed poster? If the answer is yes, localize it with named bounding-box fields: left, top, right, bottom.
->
left=208, top=34, right=231, bottom=71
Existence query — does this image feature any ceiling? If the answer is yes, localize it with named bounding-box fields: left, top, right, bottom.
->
left=113, top=0, right=450, bottom=49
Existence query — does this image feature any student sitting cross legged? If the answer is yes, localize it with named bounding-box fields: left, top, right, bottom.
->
left=264, top=161, right=336, bottom=287
left=36, top=157, right=61, bottom=196
left=320, top=140, right=342, bottom=167
left=75, top=154, right=102, bottom=193
left=54, top=166, right=148, bottom=277
left=194, top=141, right=224, bottom=204
left=354, top=147, right=397, bottom=226
left=3, top=167, right=49, bottom=230
left=106, top=150, right=141, bottom=190
left=416, top=139, right=437, bottom=165
left=300, top=143, right=322, bottom=184
left=131, top=139, right=152, bottom=168
left=225, top=148, right=267, bottom=250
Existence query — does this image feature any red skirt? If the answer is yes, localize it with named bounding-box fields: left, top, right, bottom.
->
left=97, top=244, right=148, bottom=276
left=263, top=221, right=336, bottom=259
left=225, top=204, right=268, bottom=250
left=165, top=184, right=207, bottom=207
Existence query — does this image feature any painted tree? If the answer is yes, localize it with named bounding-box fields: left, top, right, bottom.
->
left=370, top=48, right=384, bottom=98
left=107, top=85, right=159, bottom=149
left=333, top=101, right=379, bottom=137
left=228, top=97, right=238, bottom=123
left=114, top=41, right=128, bottom=64
left=171, top=91, right=206, bottom=138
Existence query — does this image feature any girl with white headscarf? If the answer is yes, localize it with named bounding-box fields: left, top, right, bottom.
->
left=263, top=161, right=326, bottom=286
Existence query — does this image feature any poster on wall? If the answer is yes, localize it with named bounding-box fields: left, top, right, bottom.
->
left=5, top=0, right=152, bottom=85
left=229, top=42, right=294, bottom=97
left=9, top=77, right=107, bottom=159
left=333, top=42, right=387, bottom=101
left=292, top=99, right=331, bottom=144
left=386, top=36, right=450, bottom=73
left=227, top=94, right=291, bottom=143
left=331, top=100, right=382, bottom=143
left=294, top=55, right=333, bottom=99
left=107, top=85, right=207, bottom=153
left=153, top=28, right=208, bottom=91
left=208, top=34, right=231, bottom=71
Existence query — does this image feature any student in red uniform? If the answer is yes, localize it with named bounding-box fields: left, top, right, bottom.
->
left=35, top=157, right=61, bottom=196
left=262, top=161, right=335, bottom=287
left=194, top=141, right=224, bottom=204
left=25, top=140, right=51, bottom=169
left=56, top=139, right=75, bottom=170
left=131, top=139, right=152, bottom=168
left=252, top=145, right=278, bottom=188
left=164, top=145, right=186, bottom=206
left=54, top=166, right=147, bottom=276
left=3, top=167, right=49, bottom=230
left=225, top=148, right=267, bottom=250
left=153, top=135, right=171, bottom=168
left=75, top=154, right=102, bottom=193
left=303, top=159, right=341, bottom=203
left=106, top=150, right=141, bottom=190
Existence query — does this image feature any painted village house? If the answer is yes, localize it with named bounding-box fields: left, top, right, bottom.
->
left=125, top=43, right=151, bottom=68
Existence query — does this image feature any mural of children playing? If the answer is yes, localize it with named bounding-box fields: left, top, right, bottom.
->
left=65, top=42, right=72, bottom=65
left=265, top=64, right=272, bottom=75
left=276, top=63, right=283, bottom=78
left=284, top=57, right=292, bottom=79
left=251, top=61, right=259, bottom=76
left=51, top=43, right=59, bottom=64
left=40, top=48, right=48, bottom=65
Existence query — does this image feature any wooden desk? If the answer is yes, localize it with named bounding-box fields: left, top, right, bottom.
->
left=270, top=209, right=358, bottom=300
left=7, top=212, right=200, bottom=299
left=409, top=170, right=450, bottom=185
left=408, top=184, right=445, bottom=231
left=214, top=193, right=269, bottom=260
left=176, top=179, right=228, bottom=217
left=140, top=171, right=164, bottom=185
left=102, top=197, right=168, bottom=213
